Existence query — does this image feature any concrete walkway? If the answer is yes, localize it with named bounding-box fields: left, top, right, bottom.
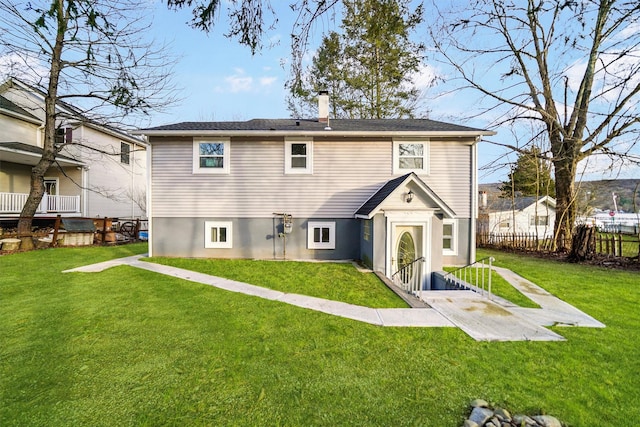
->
left=63, top=255, right=604, bottom=341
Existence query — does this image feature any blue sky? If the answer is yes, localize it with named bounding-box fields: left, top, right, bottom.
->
left=131, top=2, right=640, bottom=184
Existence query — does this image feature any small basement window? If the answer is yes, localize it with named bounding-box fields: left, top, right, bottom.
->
left=308, top=221, right=335, bottom=249
left=204, top=221, right=232, bottom=248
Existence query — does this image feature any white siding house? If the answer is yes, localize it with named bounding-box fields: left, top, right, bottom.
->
left=478, top=195, right=556, bottom=238
left=137, top=105, right=495, bottom=290
left=0, top=79, right=147, bottom=219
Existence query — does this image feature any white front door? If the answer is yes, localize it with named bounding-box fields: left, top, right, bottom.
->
left=393, top=225, right=422, bottom=283
left=389, top=221, right=430, bottom=293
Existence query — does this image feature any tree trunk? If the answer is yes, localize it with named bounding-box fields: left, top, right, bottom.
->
left=568, top=224, right=596, bottom=262
left=553, top=155, right=577, bottom=252
left=16, top=2, right=65, bottom=235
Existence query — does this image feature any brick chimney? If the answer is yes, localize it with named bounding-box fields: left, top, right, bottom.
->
left=318, top=90, right=329, bottom=123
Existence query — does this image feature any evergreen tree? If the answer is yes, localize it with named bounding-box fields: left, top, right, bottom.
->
left=288, top=0, right=425, bottom=119
left=500, top=147, right=555, bottom=198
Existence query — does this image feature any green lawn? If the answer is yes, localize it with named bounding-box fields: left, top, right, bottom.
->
left=148, top=257, right=407, bottom=308
left=1, top=244, right=639, bottom=426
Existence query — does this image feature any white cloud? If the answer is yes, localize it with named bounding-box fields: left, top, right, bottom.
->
left=259, top=76, right=277, bottom=87
left=411, top=63, right=440, bottom=90
left=224, top=69, right=253, bottom=93
left=0, top=52, right=48, bottom=83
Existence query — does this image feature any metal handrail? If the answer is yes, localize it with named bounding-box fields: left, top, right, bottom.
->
left=391, top=256, right=425, bottom=297
left=442, top=256, right=495, bottom=299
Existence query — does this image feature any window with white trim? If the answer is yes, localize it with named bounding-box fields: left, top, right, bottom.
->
left=308, top=221, right=335, bottom=249
left=443, top=219, right=457, bottom=255
left=530, top=215, right=549, bottom=226
left=285, top=138, right=313, bottom=174
left=204, top=221, right=233, bottom=248
left=193, top=138, right=230, bottom=174
left=393, top=139, right=429, bottom=174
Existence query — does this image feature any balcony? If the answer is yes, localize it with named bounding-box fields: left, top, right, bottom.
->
left=0, top=192, right=81, bottom=214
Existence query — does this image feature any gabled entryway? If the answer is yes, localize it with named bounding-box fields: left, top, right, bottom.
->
left=355, top=173, right=456, bottom=294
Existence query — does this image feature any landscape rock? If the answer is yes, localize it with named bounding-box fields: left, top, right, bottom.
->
left=462, top=401, right=565, bottom=427
left=532, top=415, right=562, bottom=427
left=469, top=407, right=494, bottom=425
left=471, top=399, right=490, bottom=408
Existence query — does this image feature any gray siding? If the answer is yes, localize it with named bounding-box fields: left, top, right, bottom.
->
left=152, top=217, right=360, bottom=260
left=150, top=137, right=473, bottom=219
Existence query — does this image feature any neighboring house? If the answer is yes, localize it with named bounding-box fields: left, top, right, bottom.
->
left=0, top=79, right=147, bottom=219
left=478, top=194, right=556, bottom=238
left=137, top=96, right=494, bottom=290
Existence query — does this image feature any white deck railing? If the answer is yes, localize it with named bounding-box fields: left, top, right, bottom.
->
left=442, top=257, right=495, bottom=299
left=0, top=192, right=80, bottom=214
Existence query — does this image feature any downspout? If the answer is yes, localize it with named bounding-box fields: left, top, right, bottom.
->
left=145, top=137, right=153, bottom=257
left=470, top=137, right=479, bottom=264
left=80, top=125, right=88, bottom=216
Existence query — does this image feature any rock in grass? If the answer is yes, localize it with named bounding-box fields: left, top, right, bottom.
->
left=470, top=398, right=489, bottom=408
left=494, top=407, right=511, bottom=422
left=463, top=420, right=479, bottom=427
left=469, top=407, right=493, bottom=425
left=513, top=414, right=537, bottom=426
left=532, top=415, right=562, bottom=427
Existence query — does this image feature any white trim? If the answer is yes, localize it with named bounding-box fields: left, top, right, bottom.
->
left=204, top=221, right=233, bottom=248
left=284, top=137, right=313, bottom=174
left=392, top=139, right=430, bottom=175
left=307, top=221, right=335, bottom=249
left=146, top=143, right=153, bottom=256
left=193, top=138, right=230, bottom=174
left=384, top=211, right=432, bottom=290
left=442, top=218, right=458, bottom=256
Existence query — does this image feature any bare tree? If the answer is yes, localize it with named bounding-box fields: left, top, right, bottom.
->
left=0, top=0, right=176, bottom=235
left=430, top=0, right=640, bottom=251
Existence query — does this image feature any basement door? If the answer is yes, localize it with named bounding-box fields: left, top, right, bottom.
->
left=391, top=224, right=428, bottom=292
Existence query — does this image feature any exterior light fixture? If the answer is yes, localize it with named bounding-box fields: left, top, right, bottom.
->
left=406, top=190, right=414, bottom=203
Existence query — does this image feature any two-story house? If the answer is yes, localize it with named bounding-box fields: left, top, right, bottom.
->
left=0, top=79, right=147, bottom=219
left=136, top=96, right=494, bottom=290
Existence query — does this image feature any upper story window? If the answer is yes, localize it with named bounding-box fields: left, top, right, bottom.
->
left=120, top=142, right=130, bottom=165
left=193, top=138, right=230, bottom=174
left=443, top=219, right=457, bottom=256
left=54, top=127, right=72, bottom=145
left=393, top=139, right=429, bottom=175
left=285, top=138, right=313, bottom=174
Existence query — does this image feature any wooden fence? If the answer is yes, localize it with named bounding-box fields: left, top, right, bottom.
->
left=477, top=231, right=640, bottom=259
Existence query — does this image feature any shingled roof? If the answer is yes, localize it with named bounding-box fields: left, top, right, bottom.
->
left=486, top=196, right=556, bottom=213
left=0, top=94, right=39, bottom=121
left=139, top=118, right=493, bottom=135
left=355, top=172, right=456, bottom=219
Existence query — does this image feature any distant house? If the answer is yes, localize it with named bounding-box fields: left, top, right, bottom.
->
left=0, top=79, right=147, bottom=219
left=136, top=95, right=495, bottom=290
left=478, top=194, right=556, bottom=238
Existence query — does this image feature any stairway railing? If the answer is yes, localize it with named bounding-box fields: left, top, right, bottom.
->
left=391, top=257, right=425, bottom=297
left=442, top=256, right=495, bottom=299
